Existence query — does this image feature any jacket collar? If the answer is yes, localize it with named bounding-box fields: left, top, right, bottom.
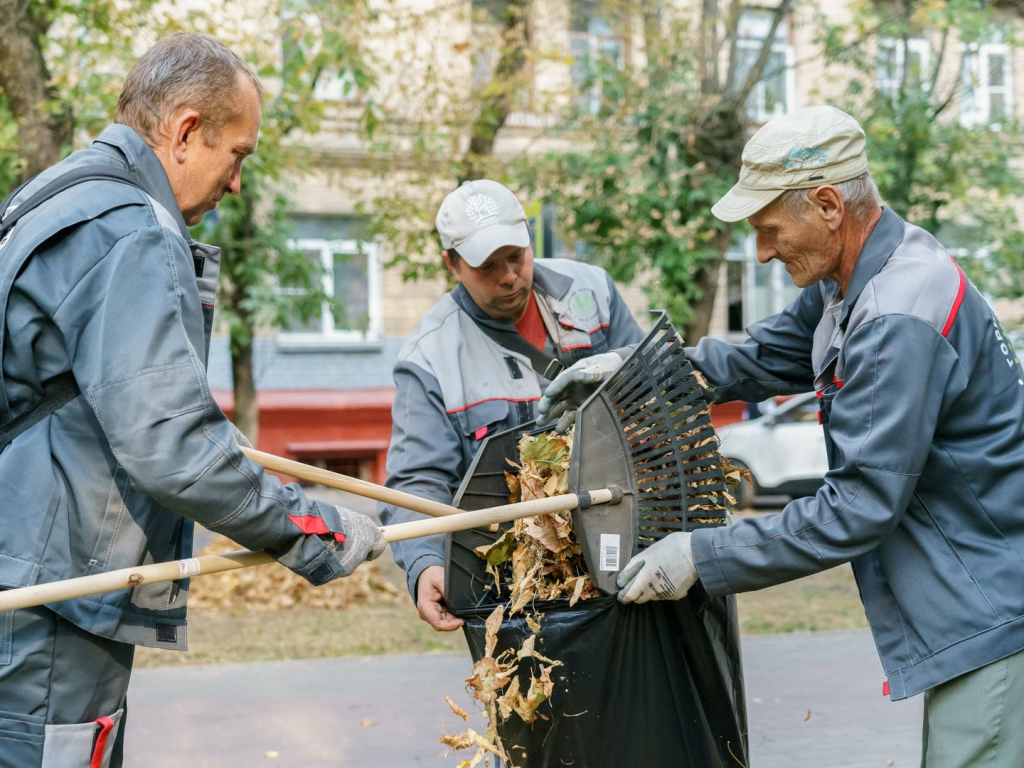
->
left=839, top=206, right=905, bottom=325
left=91, top=124, right=191, bottom=243
left=532, top=261, right=573, bottom=301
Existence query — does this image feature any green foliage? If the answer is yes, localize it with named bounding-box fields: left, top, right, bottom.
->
left=816, top=0, right=1024, bottom=305
left=516, top=3, right=745, bottom=336
left=0, top=0, right=375, bottom=433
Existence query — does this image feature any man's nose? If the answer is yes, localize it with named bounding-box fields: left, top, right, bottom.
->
left=499, top=263, right=518, bottom=284
left=227, top=168, right=242, bottom=196
left=756, top=246, right=777, bottom=264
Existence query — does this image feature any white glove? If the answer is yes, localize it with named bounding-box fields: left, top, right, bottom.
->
left=334, top=506, right=387, bottom=576
left=616, top=532, right=698, bottom=604
left=537, top=351, right=623, bottom=432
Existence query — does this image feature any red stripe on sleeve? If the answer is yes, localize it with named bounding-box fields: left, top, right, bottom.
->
left=288, top=515, right=346, bottom=543
left=941, top=255, right=967, bottom=338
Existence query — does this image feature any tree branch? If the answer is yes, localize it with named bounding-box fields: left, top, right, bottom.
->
left=731, top=0, right=793, bottom=108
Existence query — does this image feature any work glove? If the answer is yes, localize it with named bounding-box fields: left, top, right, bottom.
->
left=333, top=506, right=388, bottom=576
left=537, top=351, right=623, bottom=432
left=616, top=532, right=698, bottom=604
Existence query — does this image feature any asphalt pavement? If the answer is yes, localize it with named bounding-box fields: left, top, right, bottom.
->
left=123, top=628, right=923, bottom=768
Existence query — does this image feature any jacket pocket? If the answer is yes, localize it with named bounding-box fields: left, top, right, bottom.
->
left=455, top=399, right=511, bottom=443
left=86, top=466, right=131, bottom=574
left=41, top=709, right=123, bottom=768
left=0, top=710, right=45, bottom=767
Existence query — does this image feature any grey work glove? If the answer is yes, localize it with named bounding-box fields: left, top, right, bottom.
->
left=616, top=532, right=698, bottom=604
left=334, top=506, right=387, bottom=576
left=537, top=351, right=623, bottom=432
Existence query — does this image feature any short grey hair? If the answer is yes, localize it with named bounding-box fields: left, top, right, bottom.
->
left=115, top=32, right=264, bottom=146
left=774, top=172, right=882, bottom=222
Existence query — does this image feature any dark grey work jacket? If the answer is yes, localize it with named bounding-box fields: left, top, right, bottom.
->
left=0, top=125, right=352, bottom=649
left=378, top=260, right=645, bottom=597
left=689, top=208, right=1024, bottom=699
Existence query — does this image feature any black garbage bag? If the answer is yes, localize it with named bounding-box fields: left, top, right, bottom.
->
left=457, top=588, right=747, bottom=768
left=448, top=424, right=748, bottom=768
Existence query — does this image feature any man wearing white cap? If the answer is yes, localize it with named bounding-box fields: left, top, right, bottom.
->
left=541, top=105, right=1024, bottom=766
left=378, top=179, right=645, bottom=630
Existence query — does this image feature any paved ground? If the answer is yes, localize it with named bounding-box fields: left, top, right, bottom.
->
left=124, top=628, right=922, bottom=767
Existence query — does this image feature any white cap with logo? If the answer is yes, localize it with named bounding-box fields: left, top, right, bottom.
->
left=711, top=105, right=869, bottom=223
left=436, top=179, right=531, bottom=268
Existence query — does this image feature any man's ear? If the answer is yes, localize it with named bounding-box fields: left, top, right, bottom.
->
left=169, top=109, right=203, bottom=166
left=810, top=185, right=845, bottom=231
left=442, top=250, right=463, bottom=283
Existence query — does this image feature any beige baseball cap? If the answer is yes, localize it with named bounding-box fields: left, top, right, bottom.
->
left=436, top=179, right=530, bottom=267
left=711, top=106, right=869, bottom=223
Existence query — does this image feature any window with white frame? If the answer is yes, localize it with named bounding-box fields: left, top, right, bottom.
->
left=570, top=1, right=625, bottom=114
left=877, top=37, right=930, bottom=100
left=961, top=39, right=1013, bottom=126
left=735, top=9, right=795, bottom=123
left=280, top=235, right=382, bottom=344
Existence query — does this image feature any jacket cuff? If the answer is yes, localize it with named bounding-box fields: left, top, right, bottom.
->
left=407, top=552, right=445, bottom=601
left=691, top=528, right=734, bottom=597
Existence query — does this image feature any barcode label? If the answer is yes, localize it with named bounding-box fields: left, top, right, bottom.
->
left=600, top=534, right=620, bottom=571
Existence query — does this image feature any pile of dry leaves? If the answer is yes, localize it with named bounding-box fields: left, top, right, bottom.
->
left=440, top=429, right=587, bottom=768
left=188, top=534, right=400, bottom=612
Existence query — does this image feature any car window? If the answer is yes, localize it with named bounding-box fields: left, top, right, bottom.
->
left=774, top=397, right=819, bottom=424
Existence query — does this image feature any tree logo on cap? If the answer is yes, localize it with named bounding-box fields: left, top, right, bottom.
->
left=465, top=194, right=499, bottom=224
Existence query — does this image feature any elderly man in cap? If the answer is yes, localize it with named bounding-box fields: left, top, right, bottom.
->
left=378, top=179, right=645, bottom=630
left=540, top=105, right=1024, bottom=766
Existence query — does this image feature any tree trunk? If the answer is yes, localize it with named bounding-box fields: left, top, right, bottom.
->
left=461, top=0, right=530, bottom=182
left=230, top=328, right=259, bottom=446
left=0, top=3, right=73, bottom=179
left=683, top=260, right=722, bottom=344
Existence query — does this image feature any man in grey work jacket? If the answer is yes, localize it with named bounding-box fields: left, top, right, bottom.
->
left=0, top=34, right=384, bottom=768
left=542, top=105, right=1024, bottom=767
left=378, top=179, right=646, bottom=630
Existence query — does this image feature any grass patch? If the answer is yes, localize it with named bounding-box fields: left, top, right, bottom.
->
left=134, top=598, right=464, bottom=669
left=736, top=563, right=867, bottom=634
left=136, top=564, right=867, bottom=668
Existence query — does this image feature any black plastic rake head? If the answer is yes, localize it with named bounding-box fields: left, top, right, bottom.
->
left=446, top=311, right=729, bottom=607
left=569, top=311, right=729, bottom=593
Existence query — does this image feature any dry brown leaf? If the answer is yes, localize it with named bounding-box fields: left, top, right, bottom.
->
left=446, top=696, right=470, bottom=722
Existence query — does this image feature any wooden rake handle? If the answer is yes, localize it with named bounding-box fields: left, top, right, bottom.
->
left=239, top=447, right=461, bottom=518
left=0, top=488, right=622, bottom=613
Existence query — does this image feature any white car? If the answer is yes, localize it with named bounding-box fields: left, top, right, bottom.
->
left=717, top=391, right=829, bottom=508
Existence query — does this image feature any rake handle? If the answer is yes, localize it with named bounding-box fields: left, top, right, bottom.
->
left=0, top=489, right=616, bottom=613
left=240, top=447, right=462, bottom=518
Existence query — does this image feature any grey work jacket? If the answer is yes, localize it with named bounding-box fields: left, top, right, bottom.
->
left=688, top=208, right=1024, bottom=699
left=378, top=260, right=645, bottom=597
left=0, top=125, right=351, bottom=649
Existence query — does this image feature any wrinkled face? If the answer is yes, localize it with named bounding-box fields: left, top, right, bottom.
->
left=748, top=200, right=840, bottom=289
left=447, top=243, right=535, bottom=321
left=178, top=78, right=261, bottom=226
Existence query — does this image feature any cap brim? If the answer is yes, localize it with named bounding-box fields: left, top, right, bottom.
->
left=457, top=222, right=531, bottom=267
left=711, top=184, right=785, bottom=223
